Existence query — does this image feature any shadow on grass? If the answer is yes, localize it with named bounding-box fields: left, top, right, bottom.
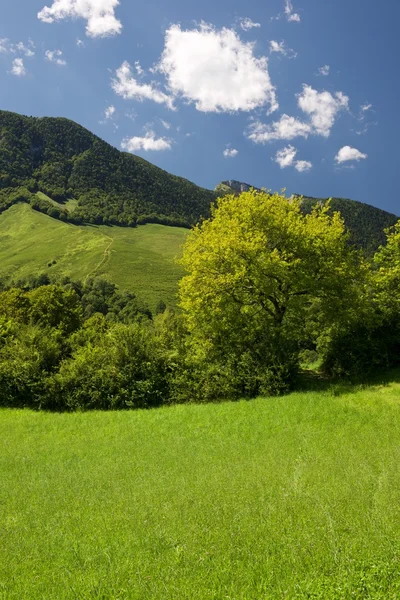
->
left=296, top=365, right=400, bottom=397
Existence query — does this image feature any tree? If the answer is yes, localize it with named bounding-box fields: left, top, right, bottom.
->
left=373, top=222, right=400, bottom=318
left=179, top=190, right=363, bottom=395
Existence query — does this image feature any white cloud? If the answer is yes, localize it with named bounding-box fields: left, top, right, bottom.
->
left=358, top=102, right=373, bottom=121
left=10, top=58, right=26, bottom=76
left=295, top=160, right=312, bottom=172
left=297, top=84, right=349, bottom=137
left=284, top=0, right=301, bottom=22
left=223, top=147, right=239, bottom=158
left=0, top=38, right=35, bottom=56
left=104, top=105, right=115, bottom=119
left=111, top=61, right=174, bottom=109
left=160, top=119, right=171, bottom=130
left=134, top=60, right=144, bottom=76
left=247, top=85, right=349, bottom=144
left=45, top=49, right=67, bottom=66
left=275, top=145, right=297, bottom=168
left=248, top=114, right=311, bottom=143
left=269, top=40, right=297, bottom=58
left=270, top=40, right=286, bottom=54
left=317, top=64, right=330, bottom=76
left=274, top=146, right=312, bottom=171
left=239, top=18, right=261, bottom=31
left=335, top=146, right=368, bottom=163
left=38, top=0, right=122, bottom=38
left=121, top=131, right=172, bottom=152
left=157, top=23, right=278, bottom=114
left=76, top=38, right=85, bottom=47
left=361, top=103, right=372, bottom=113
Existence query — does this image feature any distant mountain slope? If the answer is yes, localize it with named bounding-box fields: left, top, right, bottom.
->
left=0, top=109, right=397, bottom=252
left=298, top=195, right=398, bottom=252
left=216, top=181, right=398, bottom=252
left=0, top=110, right=216, bottom=227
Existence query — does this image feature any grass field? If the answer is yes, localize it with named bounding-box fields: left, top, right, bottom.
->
left=1, top=378, right=400, bottom=599
left=0, top=203, right=187, bottom=309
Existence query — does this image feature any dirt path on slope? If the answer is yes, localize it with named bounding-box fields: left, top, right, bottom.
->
left=84, top=236, right=114, bottom=283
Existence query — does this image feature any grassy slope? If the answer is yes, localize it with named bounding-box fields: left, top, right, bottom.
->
left=0, top=203, right=187, bottom=309
left=1, top=380, right=400, bottom=599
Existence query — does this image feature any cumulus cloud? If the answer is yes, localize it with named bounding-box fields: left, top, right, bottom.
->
left=284, top=0, right=301, bottom=22
left=111, top=61, right=174, bottom=109
left=45, top=49, right=67, bottom=65
left=157, top=23, right=278, bottom=114
left=317, top=64, right=330, bottom=76
left=247, top=85, right=348, bottom=144
left=223, top=147, right=239, bottom=157
left=248, top=115, right=311, bottom=143
left=121, top=131, right=172, bottom=152
left=104, top=105, right=115, bottom=119
left=274, top=145, right=312, bottom=171
left=270, top=40, right=285, bottom=54
left=275, top=145, right=297, bottom=168
left=297, top=84, right=349, bottom=137
left=134, top=60, right=144, bottom=76
left=10, top=58, right=26, bottom=76
left=295, top=160, right=312, bottom=172
left=335, top=146, right=368, bottom=163
left=38, top=0, right=122, bottom=38
left=0, top=38, right=35, bottom=56
left=269, top=40, right=297, bottom=58
left=239, top=18, right=261, bottom=31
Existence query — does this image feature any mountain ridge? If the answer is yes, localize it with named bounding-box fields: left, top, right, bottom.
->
left=216, top=180, right=398, bottom=252
left=0, top=109, right=398, bottom=251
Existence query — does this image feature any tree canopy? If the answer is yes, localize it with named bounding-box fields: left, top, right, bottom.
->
left=179, top=190, right=364, bottom=394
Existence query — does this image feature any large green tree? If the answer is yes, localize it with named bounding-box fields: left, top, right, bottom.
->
left=179, top=190, right=363, bottom=394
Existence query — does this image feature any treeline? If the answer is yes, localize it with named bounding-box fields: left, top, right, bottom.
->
left=0, top=110, right=216, bottom=227
left=0, top=187, right=191, bottom=228
left=2, top=190, right=400, bottom=412
left=299, top=195, right=398, bottom=252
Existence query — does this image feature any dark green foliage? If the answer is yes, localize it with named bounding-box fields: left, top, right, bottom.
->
left=218, top=182, right=398, bottom=253
left=299, top=195, right=398, bottom=253
left=321, top=319, right=400, bottom=378
left=0, top=109, right=216, bottom=227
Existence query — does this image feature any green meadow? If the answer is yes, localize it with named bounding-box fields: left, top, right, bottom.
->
left=1, top=378, right=400, bottom=599
left=0, top=203, right=187, bottom=309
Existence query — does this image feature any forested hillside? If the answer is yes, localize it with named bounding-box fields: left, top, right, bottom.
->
left=0, top=109, right=397, bottom=250
left=216, top=181, right=398, bottom=252
left=299, top=195, right=398, bottom=252
left=0, top=110, right=216, bottom=227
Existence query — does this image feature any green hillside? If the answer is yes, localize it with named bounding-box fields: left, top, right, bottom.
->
left=0, top=109, right=216, bottom=227
left=1, top=108, right=397, bottom=253
left=0, top=203, right=187, bottom=309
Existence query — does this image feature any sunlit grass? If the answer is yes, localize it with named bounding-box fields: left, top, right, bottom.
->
left=0, top=203, right=187, bottom=310
left=1, top=378, right=400, bottom=598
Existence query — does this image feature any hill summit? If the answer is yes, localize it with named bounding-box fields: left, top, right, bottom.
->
left=0, top=110, right=398, bottom=251
left=0, top=109, right=216, bottom=228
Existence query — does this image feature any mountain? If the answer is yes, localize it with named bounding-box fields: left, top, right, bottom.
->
left=216, top=180, right=398, bottom=252
left=0, top=109, right=216, bottom=228
left=215, top=180, right=260, bottom=195
left=0, top=109, right=398, bottom=253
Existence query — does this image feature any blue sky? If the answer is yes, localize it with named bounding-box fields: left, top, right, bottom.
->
left=1, top=0, right=399, bottom=214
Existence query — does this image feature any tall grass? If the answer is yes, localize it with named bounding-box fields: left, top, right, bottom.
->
left=1, top=380, right=400, bottom=599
